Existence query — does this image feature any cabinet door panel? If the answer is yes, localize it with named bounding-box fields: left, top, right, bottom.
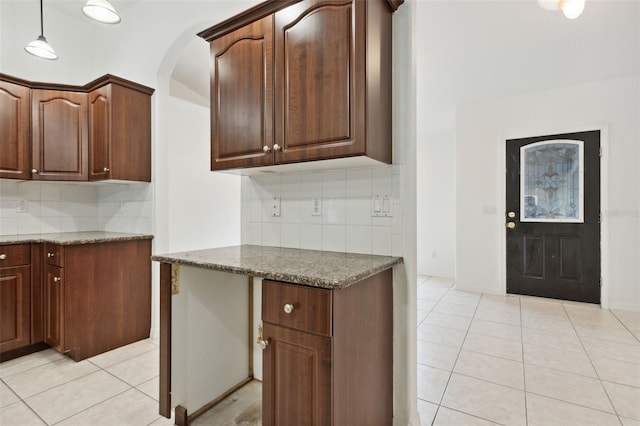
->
left=0, top=80, right=31, bottom=179
left=275, top=0, right=366, bottom=163
left=0, top=266, right=31, bottom=352
left=44, top=265, right=65, bottom=351
left=210, top=16, right=274, bottom=170
left=262, top=323, right=332, bottom=426
left=88, top=86, right=111, bottom=180
left=32, top=90, right=88, bottom=180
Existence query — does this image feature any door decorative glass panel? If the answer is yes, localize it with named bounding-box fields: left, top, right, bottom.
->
left=520, top=140, right=584, bottom=223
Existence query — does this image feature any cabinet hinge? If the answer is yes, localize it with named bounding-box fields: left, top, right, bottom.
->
left=599, top=147, right=603, bottom=157
left=599, top=277, right=603, bottom=288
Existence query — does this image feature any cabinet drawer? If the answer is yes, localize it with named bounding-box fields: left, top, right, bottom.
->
left=44, top=244, right=64, bottom=267
left=262, top=280, right=332, bottom=336
left=0, top=244, right=30, bottom=267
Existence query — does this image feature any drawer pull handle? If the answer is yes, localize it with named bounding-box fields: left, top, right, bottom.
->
left=283, top=303, right=294, bottom=314
left=0, top=254, right=6, bottom=260
left=53, top=277, right=61, bottom=283
left=257, top=338, right=269, bottom=350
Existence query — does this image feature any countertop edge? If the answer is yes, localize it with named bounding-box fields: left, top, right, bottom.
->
left=151, top=254, right=403, bottom=290
left=1, top=233, right=154, bottom=246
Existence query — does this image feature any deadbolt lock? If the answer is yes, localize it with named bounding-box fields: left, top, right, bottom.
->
left=507, top=211, right=516, bottom=218
left=506, top=222, right=516, bottom=229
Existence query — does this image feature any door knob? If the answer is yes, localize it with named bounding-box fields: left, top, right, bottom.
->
left=263, top=145, right=271, bottom=153
left=0, top=254, right=6, bottom=260
left=103, top=167, right=110, bottom=172
left=32, top=169, right=38, bottom=174
left=507, top=211, right=516, bottom=218
left=506, top=222, right=516, bottom=229
left=47, top=252, right=55, bottom=258
left=273, top=144, right=281, bottom=152
left=257, top=338, right=269, bottom=350
left=283, top=303, right=294, bottom=314
left=54, top=277, right=61, bottom=283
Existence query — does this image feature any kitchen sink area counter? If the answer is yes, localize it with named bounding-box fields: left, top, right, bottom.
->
left=152, top=244, right=402, bottom=290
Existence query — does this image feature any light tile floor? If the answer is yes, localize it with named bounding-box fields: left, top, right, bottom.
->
left=417, top=275, right=640, bottom=426
left=1, top=277, right=638, bottom=425
left=0, top=339, right=174, bottom=426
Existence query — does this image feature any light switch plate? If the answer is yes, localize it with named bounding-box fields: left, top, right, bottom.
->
left=372, top=194, right=393, bottom=217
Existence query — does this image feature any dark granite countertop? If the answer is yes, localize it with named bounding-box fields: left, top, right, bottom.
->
left=152, top=245, right=403, bottom=290
left=0, top=231, right=154, bottom=246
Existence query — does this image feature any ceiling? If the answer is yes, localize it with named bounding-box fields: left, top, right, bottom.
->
left=44, top=0, right=640, bottom=112
left=418, top=0, right=639, bottom=111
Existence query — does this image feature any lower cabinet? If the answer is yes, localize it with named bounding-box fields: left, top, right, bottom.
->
left=261, top=268, right=393, bottom=425
left=44, top=264, right=65, bottom=352
left=42, top=239, right=152, bottom=361
left=0, top=245, right=32, bottom=353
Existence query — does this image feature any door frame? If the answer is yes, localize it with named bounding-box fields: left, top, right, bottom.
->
left=498, top=124, right=610, bottom=308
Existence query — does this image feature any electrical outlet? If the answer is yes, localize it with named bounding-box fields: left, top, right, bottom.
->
left=271, top=197, right=281, bottom=217
left=17, top=199, right=28, bottom=213
left=311, top=198, right=322, bottom=216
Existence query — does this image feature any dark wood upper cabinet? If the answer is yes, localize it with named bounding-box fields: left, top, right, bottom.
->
left=88, top=81, right=152, bottom=182
left=200, top=0, right=398, bottom=171
left=0, top=80, right=31, bottom=180
left=0, top=74, right=153, bottom=182
left=210, top=16, right=274, bottom=170
left=31, top=90, right=89, bottom=181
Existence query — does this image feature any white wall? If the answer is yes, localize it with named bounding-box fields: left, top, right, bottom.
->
left=166, top=95, right=241, bottom=252
left=456, top=75, right=640, bottom=312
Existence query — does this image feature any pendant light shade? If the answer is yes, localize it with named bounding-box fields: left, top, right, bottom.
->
left=25, top=0, right=58, bottom=60
left=82, top=0, right=121, bottom=24
left=25, top=35, right=58, bottom=60
left=559, top=0, right=586, bottom=19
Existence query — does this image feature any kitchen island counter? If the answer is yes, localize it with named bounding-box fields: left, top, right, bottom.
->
left=152, top=244, right=402, bottom=290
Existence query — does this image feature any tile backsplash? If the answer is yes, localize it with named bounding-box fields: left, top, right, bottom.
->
left=0, top=179, right=153, bottom=236
left=241, top=165, right=403, bottom=256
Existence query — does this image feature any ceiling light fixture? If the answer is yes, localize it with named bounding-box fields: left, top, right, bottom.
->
left=24, top=0, right=58, bottom=60
left=537, top=0, right=586, bottom=19
left=82, top=0, right=121, bottom=24
left=558, top=0, right=586, bottom=19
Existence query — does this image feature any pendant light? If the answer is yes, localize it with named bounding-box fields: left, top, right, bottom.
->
left=24, top=0, right=58, bottom=60
left=82, top=0, right=121, bottom=24
left=537, top=0, right=586, bottom=19
left=558, top=0, right=586, bottom=19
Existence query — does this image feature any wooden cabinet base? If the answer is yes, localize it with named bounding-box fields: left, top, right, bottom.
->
left=0, top=342, right=49, bottom=363
left=44, top=239, right=152, bottom=362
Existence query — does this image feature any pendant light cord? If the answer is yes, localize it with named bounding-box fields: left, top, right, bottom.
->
left=39, top=0, right=44, bottom=37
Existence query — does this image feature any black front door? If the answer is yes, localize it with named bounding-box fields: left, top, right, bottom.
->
left=506, top=130, right=601, bottom=304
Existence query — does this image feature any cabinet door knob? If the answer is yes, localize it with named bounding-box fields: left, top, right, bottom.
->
left=283, top=303, right=294, bottom=314
left=103, top=167, right=110, bottom=172
left=263, top=145, right=271, bottom=153
left=0, top=254, right=6, bottom=260
left=53, top=277, right=61, bottom=283
left=257, top=338, right=269, bottom=350
left=32, top=169, right=38, bottom=174
left=47, top=252, right=55, bottom=258
left=273, top=144, right=281, bottom=152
